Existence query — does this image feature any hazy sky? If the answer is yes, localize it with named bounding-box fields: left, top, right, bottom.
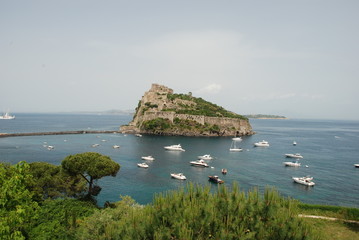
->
left=1, top=1, right=358, bottom=119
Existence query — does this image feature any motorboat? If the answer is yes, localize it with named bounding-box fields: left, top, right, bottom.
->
left=221, top=168, right=228, bottom=175
left=254, top=140, right=269, bottom=147
left=354, top=164, right=359, bottom=168
left=141, top=156, right=155, bottom=161
left=47, top=145, right=54, bottom=150
left=293, top=141, right=297, bottom=146
left=232, top=137, right=242, bottom=141
left=135, top=134, right=143, bottom=137
left=137, top=163, right=149, bottom=168
left=170, top=173, right=186, bottom=180
left=92, top=144, right=100, bottom=147
left=164, top=144, right=185, bottom=151
left=208, top=175, right=224, bottom=184
left=113, top=145, right=120, bottom=149
left=283, top=161, right=301, bottom=167
left=198, top=154, right=213, bottom=160
left=292, top=176, right=315, bottom=186
left=285, top=153, right=303, bottom=159
left=0, top=112, right=15, bottom=120
left=190, top=159, right=209, bottom=167
left=229, top=140, right=243, bottom=152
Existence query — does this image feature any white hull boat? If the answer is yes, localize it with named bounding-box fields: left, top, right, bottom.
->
left=141, top=156, right=155, bottom=161
left=0, top=112, right=15, bottom=120
left=113, top=145, right=120, bottom=149
left=354, top=164, right=359, bottom=168
left=283, top=161, right=301, bottom=167
left=171, top=173, right=186, bottom=180
left=292, top=176, right=315, bottom=186
left=164, top=144, right=185, bottom=151
left=137, top=163, right=149, bottom=168
left=285, top=153, right=303, bottom=159
left=190, top=160, right=209, bottom=167
left=229, top=140, right=242, bottom=152
left=232, top=137, right=242, bottom=141
left=254, top=140, right=269, bottom=147
left=198, top=154, right=213, bottom=160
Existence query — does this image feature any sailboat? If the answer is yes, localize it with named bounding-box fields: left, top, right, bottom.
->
left=229, top=140, right=242, bottom=152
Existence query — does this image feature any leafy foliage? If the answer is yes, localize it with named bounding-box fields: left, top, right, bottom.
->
left=28, top=199, right=97, bottom=239
left=62, top=152, right=120, bottom=196
left=0, top=162, right=39, bottom=240
left=76, top=183, right=322, bottom=240
left=29, top=162, right=87, bottom=201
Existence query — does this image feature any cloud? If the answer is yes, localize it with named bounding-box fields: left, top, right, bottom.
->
left=194, top=83, right=222, bottom=95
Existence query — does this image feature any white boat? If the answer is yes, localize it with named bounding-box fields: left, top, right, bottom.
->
left=135, top=134, right=142, bottom=137
left=170, top=173, right=186, bottom=180
left=47, top=145, right=54, bottom=150
left=198, top=154, right=213, bottom=160
left=190, top=159, right=209, bottom=167
left=354, top=164, right=359, bottom=168
left=141, top=156, right=155, bottom=161
left=293, top=141, right=297, bottom=146
left=292, top=176, right=315, bottom=186
left=232, top=137, right=242, bottom=141
left=283, top=161, right=301, bottom=167
left=254, top=140, right=269, bottom=147
left=113, top=145, right=120, bottom=149
left=164, top=144, right=185, bottom=151
left=137, top=163, right=149, bottom=168
left=285, top=153, right=303, bottom=159
left=0, top=112, right=15, bottom=120
left=229, top=140, right=243, bottom=152
left=92, top=144, right=100, bottom=147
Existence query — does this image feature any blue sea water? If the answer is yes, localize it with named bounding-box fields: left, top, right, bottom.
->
left=1, top=113, right=358, bottom=208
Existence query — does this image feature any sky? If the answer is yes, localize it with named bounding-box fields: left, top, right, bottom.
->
left=1, top=0, right=359, bottom=120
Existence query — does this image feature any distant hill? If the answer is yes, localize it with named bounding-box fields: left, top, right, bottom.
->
left=245, top=114, right=287, bottom=119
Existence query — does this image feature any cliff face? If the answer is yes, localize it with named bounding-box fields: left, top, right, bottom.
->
left=120, top=84, right=254, bottom=137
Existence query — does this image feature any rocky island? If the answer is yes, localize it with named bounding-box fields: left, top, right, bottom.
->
left=120, top=84, right=254, bottom=137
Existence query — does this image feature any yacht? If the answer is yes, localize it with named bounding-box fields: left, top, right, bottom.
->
left=208, top=175, right=224, bottom=184
left=229, top=140, right=243, bottom=152
left=190, top=159, right=209, bottom=167
left=254, top=140, right=269, bottom=147
left=354, top=164, right=359, bottom=168
left=170, top=173, right=187, bottom=180
left=285, top=153, right=303, bottom=159
left=113, top=145, right=120, bottom=149
left=135, top=134, right=143, bottom=137
left=283, top=161, right=301, bottom=167
left=164, top=144, right=185, bottom=151
left=0, top=112, right=15, bottom=120
left=292, top=176, right=315, bottom=186
left=141, top=156, right=155, bottom=161
left=47, top=146, right=54, bottom=150
left=232, top=137, right=242, bottom=141
left=198, top=154, right=213, bottom=160
left=293, top=141, right=297, bottom=146
left=137, top=162, right=149, bottom=168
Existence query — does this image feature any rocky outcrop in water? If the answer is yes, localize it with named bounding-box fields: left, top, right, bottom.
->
left=120, top=84, right=254, bottom=137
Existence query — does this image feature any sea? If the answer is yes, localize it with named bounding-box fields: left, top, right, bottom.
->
left=1, top=113, right=358, bottom=208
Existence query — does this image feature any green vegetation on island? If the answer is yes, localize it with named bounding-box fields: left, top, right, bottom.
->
left=165, top=93, right=248, bottom=120
left=1, top=155, right=358, bottom=239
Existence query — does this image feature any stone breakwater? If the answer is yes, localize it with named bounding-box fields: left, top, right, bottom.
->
left=0, top=130, right=120, bottom=138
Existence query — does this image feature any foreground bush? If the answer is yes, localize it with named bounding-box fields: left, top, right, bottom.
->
left=77, top=183, right=322, bottom=240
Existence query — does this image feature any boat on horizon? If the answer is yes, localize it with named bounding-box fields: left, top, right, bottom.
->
left=0, top=112, right=15, bottom=120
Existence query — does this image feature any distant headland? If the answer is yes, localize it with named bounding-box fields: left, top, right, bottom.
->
left=120, top=84, right=254, bottom=137
left=245, top=114, right=287, bottom=119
